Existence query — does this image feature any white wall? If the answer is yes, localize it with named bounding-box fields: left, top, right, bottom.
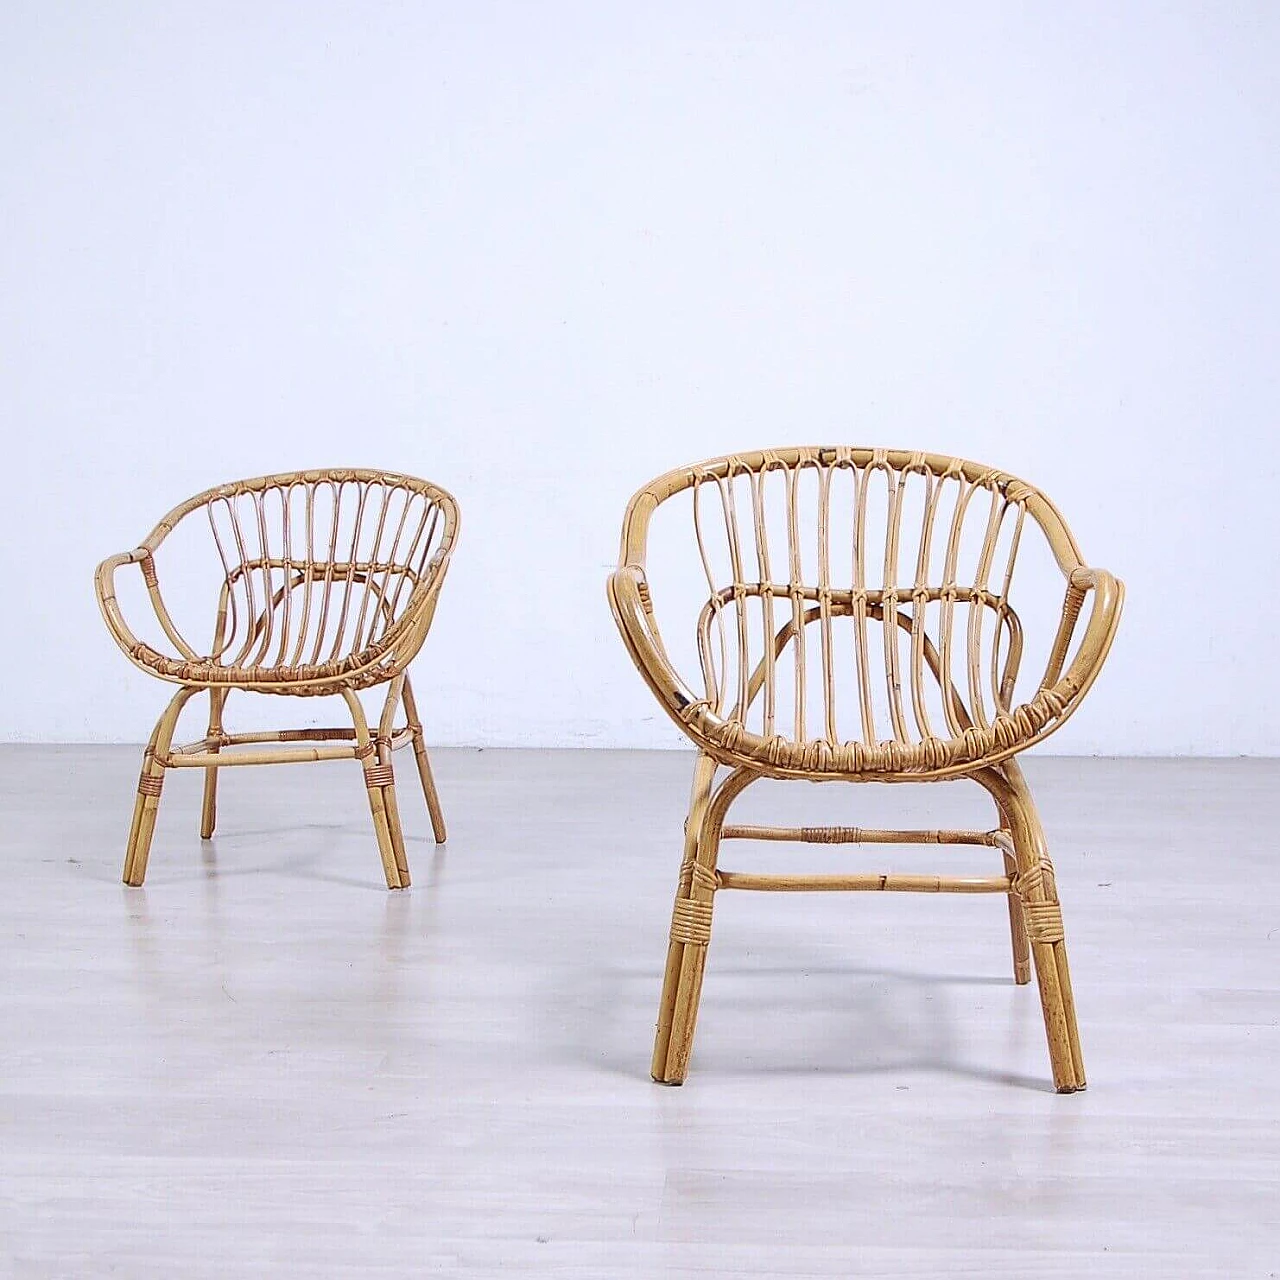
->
left=2, top=1, right=1277, bottom=752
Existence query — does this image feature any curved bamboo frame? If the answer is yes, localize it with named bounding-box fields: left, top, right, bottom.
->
left=97, top=469, right=459, bottom=889
left=608, top=447, right=1123, bottom=1091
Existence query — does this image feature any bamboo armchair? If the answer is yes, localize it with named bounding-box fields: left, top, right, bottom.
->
left=608, top=447, right=1123, bottom=1091
left=95, top=469, right=459, bottom=890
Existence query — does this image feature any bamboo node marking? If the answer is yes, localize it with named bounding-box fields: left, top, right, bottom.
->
left=802, top=826, right=861, bottom=843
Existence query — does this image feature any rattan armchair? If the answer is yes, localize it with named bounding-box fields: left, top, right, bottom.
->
left=95, top=469, right=459, bottom=889
left=608, top=447, right=1123, bottom=1091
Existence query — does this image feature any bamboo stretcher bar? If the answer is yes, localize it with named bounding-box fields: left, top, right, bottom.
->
left=165, top=725, right=420, bottom=770
left=715, top=870, right=1012, bottom=893
left=720, top=824, right=1002, bottom=846
left=169, top=725, right=413, bottom=757
left=164, top=745, right=362, bottom=768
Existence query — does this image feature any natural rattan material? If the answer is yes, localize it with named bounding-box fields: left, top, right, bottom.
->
left=96, top=469, right=459, bottom=889
left=607, top=446, right=1123, bottom=1092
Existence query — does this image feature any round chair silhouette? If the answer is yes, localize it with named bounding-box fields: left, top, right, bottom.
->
left=96, top=469, right=459, bottom=889
left=608, top=447, right=1122, bottom=1091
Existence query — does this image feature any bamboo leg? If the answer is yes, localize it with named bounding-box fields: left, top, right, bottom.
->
left=401, top=675, right=447, bottom=843
left=199, top=688, right=227, bottom=840
left=382, top=771, right=410, bottom=886
left=992, top=798, right=1031, bottom=985
left=378, top=747, right=410, bottom=887
left=123, top=687, right=198, bottom=887
left=377, top=679, right=411, bottom=886
left=122, top=724, right=163, bottom=887
left=652, top=751, right=717, bottom=1081
left=655, top=764, right=755, bottom=1085
left=1002, top=845, right=1032, bottom=985
left=344, top=689, right=405, bottom=890
left=979, top=762, right=1085, bottom=1092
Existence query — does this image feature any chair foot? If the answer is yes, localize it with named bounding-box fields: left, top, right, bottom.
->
left=362, top=758, right=409, bottom=890
left=651, top=755, right=736, bottom=1084
left=123, top=759, right=163, bottom=886
left=1001, top=846, right=1033, bottom=985
left=122, top=688, right=197, bottom=886
left=199, top=769, right=218, bottom=840
left=652, top=922, right=713, bottom=1085
left=401, top=677, right=447, bottom=843
left=382, top=768, right=411, bottom=886
left=984, top=763, right=1086, bottom=1092
left=198, top=689, right=226, bottom=840
left=1031, top=929, right=1087, bottom=1093
left=413, top=741, right=447, bottom=844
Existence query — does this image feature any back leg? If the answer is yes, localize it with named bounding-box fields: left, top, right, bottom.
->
left=401, top=675, right=447, bottom=843
left=199, top=688, right=227, bottom=839
left=994, top=826, right=1032, bottom=985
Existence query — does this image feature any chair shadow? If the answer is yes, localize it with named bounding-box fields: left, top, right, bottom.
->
left=559, top=954, right=1056, bottom=1093
left=88, top=821, right=394, bottom=892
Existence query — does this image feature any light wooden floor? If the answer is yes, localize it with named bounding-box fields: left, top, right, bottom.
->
left=1, top=747, right=1277, bottom=1277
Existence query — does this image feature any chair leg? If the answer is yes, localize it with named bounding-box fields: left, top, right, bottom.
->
left=401, top=675, right=447, bottom=843
left=982, top=761, right=1085, bottom=1093
left=344, top=689, right=406, bottom=890
left=123, top=688, right=197, bottom=887
left=361, top=759, right=406, bottom=890
left=1000, top=843, right=1032, bottom=986
left=199, top=688, right=227, bottom=840
left=653, top=762, right=754, bottom=1085
left=374, top=678, right=410, bottom=885
left=652, top=752, right=716, bottom=1081
left=378, top=739, right=411, bottom=887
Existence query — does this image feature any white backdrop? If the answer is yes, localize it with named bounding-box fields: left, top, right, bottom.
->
left=2, top=2, right=1276, bottom=752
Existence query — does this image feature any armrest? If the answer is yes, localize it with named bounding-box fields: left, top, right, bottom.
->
left=95, top=548, right=153, bottom=657
left=607, top=564, right=699, bottom=717
left=94, top=546, right=201, bottom=669
left=1041, top=566, right=1124, bottom=704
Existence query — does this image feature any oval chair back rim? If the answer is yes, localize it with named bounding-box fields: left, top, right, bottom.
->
left=96, top=468, right=460, bottom=696
left=609, top=445, right=1123, bottom=783
left=618, top=445, right=1084, bottom=573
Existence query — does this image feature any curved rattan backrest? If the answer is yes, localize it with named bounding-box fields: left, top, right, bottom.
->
left=142, top=469, right=458, bottom=678
left=619, top=447, right=1092, bottom=755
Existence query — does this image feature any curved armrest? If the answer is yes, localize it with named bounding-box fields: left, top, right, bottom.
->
left=95, top=548, right=153, bottom=656
left=94, top=546, right=201, bottom=670
left=607, top=565, right=699, bottom=718
left=1042, top=566, right=1124, bottom=705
